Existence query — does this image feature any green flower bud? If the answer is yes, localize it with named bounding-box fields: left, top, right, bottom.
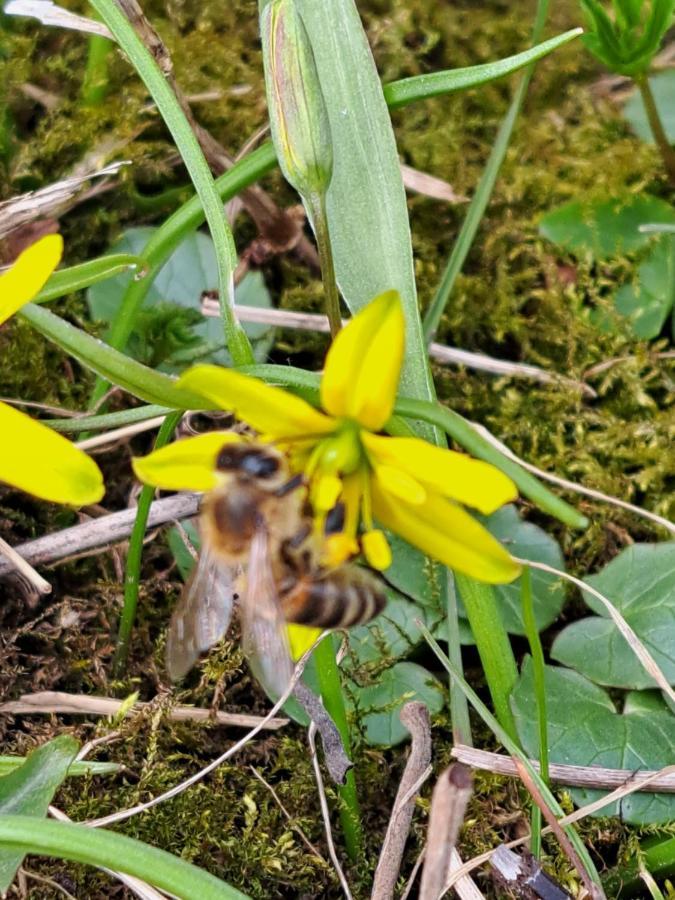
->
left=261, top=0, right=333, bottom=201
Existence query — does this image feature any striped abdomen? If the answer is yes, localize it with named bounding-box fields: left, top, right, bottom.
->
left=280, top=565, right=386, bottom=629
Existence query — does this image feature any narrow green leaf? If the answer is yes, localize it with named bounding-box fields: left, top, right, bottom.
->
left=0, top=735, right=78, bottom=891
left=88, top=0, right=253, bottom=366
left=0, top=757, right=120, bottom=777
left=47, top=405, right=173, bottom=434
left=34, top=255, right=142, bottom=303
left=384, top=29, right=582, bottom=110
left=18, top=304, right=208, bottom=409
left=423, top=0, right=553, bottom=341
left=0, top=816, right=249, bottom=899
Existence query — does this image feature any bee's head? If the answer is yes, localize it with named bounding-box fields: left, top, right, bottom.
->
left=215, top=442, right=288, bottom=489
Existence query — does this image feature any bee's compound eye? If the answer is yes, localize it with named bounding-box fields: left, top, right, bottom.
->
left=241, top=451, right=280, bottom=479
left=215, top=444, right=241, bottom=471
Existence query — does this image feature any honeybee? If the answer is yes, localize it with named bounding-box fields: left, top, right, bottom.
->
left=166, top=441, right=386, bottom=693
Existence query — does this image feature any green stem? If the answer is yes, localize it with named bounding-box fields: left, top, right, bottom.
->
left=520, top=567, right=548, bottom=858
left=46, top=405, right=173, bottom=433
left=454, top=573, right=518, bottom=742
left=89, top=0, right=253, bottom=368
left=636, top=75, right=675, bottom=187
left=422, top=0, right=551, bottom=342
left=309, top=193, right=342, bottom=337
left=81, top=32, right=111, bottom=106
left=445, top=571, right=472, bottom=745
left=89, top=142, right=277, bottom=409
left=0, top=816, right=248, bottom=900
left=113, top=411, right=182, bottom=675
left=313, top=636, right=362, bottom=861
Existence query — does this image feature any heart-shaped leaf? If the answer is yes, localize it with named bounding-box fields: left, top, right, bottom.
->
left=613, top=235, right=675, bottom=338
left=87, top=228, right=273, bottom=370
left=347, top=661, right=444, bottom=747
left=0, top=734, right=79, bottom=891
left=552, top=543, right=675, bottom=689
left=539, top=195, right=675, bottom=259
left=512, top=659, right=675, bottom=824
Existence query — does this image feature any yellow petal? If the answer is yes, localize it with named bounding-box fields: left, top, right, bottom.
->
left=0, top=401, right=104, bottom=505
left=321, top=290, right=404, bottom=430
left=363, top=433, right=517, bottom=514
left=362, top=529, right=392, bottom=570
left=179, top=365, right=334, bottom=437
left=287, top=623, right=322, bottom=661
left=372, top=462, right=426, bottom=504
left=0, top=234, right=63, bottom=325
left=371, top=482, right=521, bottom=584
left=133, top=432, right=241, bottom=491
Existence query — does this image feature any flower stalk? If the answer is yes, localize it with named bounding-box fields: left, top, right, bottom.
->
left=636, top=74, right=675, bottom=186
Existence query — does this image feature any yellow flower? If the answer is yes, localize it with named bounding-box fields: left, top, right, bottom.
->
left=134, top=290, right=520, bottom=584
left=0, top=236, right=104, bottom=505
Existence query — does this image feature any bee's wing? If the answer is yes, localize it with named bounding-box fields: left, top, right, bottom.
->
left=166, top=547, right=238, bottom=681
left=240, top=526, right=294, bottom=699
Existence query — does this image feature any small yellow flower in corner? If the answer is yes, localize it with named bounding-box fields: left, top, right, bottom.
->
left=133, top=290, right=521, bottom=584
left=0, top=236, right=104, bottom=505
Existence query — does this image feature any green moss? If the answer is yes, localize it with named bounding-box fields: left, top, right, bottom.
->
left=2, top=0, right=674, bottom=895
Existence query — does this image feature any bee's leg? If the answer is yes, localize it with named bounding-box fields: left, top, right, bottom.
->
left=274, top=473, right=305, bottom=497
left=324, top=502, right=345, bottom=536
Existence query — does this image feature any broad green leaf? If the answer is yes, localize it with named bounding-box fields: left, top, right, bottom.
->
left=623, top=71, right=675, bottom=144
left=34, top=254, right=141, bottom=303
left=0, top=757, right=120, bottom=777
left=87, top=228, right=274, bottom=371
left=613, top=235, right=675, bottom=337
left=0, top=816, right=249, bottom=899
left=384, top=29, right=582, bottom=110
left=347, top=661, right=444, bottom=747
left=290, top=0, right=436, bottom=416
left=512, top=659, right=675, bottom=823
left=0, top=734, right=78, bottom=891
left=167, top=521, right=201, bottom=582
left=551, top=543, right=675, bottom=690
left=539, top=194, right=675, bottom=259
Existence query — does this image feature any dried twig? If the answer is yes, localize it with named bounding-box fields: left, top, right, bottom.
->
left=584, top=349, right=675, bottom=378
left=471, top=422, right=675, bottom=536
left=202, top=300, right=596, bottom=397
left=0, top=691, right=287, bottom=731
left=308, top=721, right=353, bottom=900
left=372, top=702, right=432, bottom=900
left=0, top=162, right=129, bottom=241
left=419, top=764, right=473, bottom=900
left=0, top=493, right=201, bottom=578
left=4, top=0, right=113, bottom=37
left=0, top=535, right=51, bottom=596
left=292, top=682, right=352, bottom=785
left=451, top=746, right=675, bottom=793
left=399, top=164, right=468, bottom=203
left=490, top=846, right=572, bottom=900
left=75, top=416, right=168, bottom=452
